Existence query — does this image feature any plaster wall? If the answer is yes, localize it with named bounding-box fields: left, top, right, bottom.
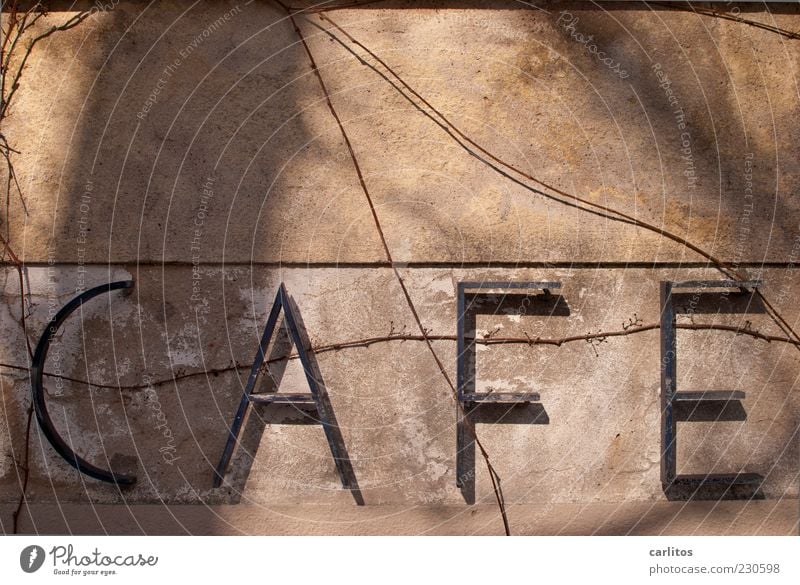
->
left=1, top=0, right=798, bottom=534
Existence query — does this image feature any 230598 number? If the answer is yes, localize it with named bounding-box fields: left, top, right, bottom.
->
left=736, top=563, right=780, bottom=574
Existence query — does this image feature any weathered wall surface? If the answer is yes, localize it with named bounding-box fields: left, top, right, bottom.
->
left=1, top=1, right=798, bottom=534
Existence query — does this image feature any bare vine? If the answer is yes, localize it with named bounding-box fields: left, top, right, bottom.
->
left=2, top=0, right=798, bottom=536
left=1, top=0, right=90, bottom=534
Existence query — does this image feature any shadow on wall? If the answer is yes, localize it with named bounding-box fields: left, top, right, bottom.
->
left=457, top=291, right=565, bottom=503
left=4, top=0, right=358, bottom=526
left=3, top=0, right=798, bottom=534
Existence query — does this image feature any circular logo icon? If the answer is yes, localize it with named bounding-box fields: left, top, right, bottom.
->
left=20, top=545, right=46, bottom=573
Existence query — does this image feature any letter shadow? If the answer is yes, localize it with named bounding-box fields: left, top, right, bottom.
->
left=458, top=291, right=564, bottom=504
left=674, top=400, right=747, bottom=423
left=668, top=395, right=760, bottom=501
left=671, top=290, right=766, bottom=315
left=664, top=477, right=765, bottom=501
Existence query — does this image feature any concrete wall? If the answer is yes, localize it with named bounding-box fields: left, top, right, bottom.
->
left=1, top=1, right=798, bottom=534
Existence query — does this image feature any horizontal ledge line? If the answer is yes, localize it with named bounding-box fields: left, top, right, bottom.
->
left=459, top=281, right=561, bottom=289
left=3, top=261, right=800, bottom=269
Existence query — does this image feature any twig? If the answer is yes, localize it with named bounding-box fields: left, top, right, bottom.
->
left=0, top=0, right=90, bottom=535
left=585, top=330, right=608, bottom=357
left=651, top=1, right=800, bottom=41
left=0, top=135, right=27, bottom=217
left=1, top=3, right=90, bottom=120
left=11, top=406, right=32, bottom=533
left=1, top=214, right=34, bottom=539
left=3, top=319, right=794, bottom=396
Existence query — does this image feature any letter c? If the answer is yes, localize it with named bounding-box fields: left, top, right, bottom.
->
left=31, top=281, right=137, bottom=485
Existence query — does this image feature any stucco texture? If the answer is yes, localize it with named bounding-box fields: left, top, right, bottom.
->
left=0, top=0, right=798, bottom=534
